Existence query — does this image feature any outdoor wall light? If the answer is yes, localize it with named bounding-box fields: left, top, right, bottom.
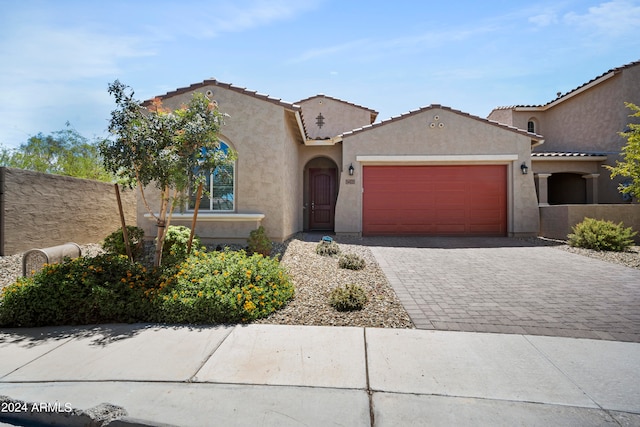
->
left=520, top=162, right=529, bottom=175
left=348, top=163, right=355, bottom=176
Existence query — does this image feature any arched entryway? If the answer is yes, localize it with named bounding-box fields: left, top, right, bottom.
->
left=303, top=157, right=338, bottom=231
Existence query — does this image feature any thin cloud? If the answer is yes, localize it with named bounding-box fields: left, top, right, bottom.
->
left=172, top=0, right=322, bottom=39
left=529, top=12, right=559, bottom=27
left=288, top=39, right=371, bottom=63
left=380, top=25, right=498, bottom=49
left=289, top=24, right=497, bottom=64
left=0, top=26, right=154, bottom=82
left=563, top=0, right=640, bottom=36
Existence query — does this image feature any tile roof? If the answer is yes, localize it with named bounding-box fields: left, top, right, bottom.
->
left=340, top=104, right=544, bottom=141
left=494, top=59, right=640, bottom=111
left=142, top=79, right=301, bottom=111
left=531, top=151, right=608, bottom=158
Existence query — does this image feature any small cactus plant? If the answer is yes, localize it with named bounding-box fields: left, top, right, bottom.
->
left=338, top=253, right=366, bottom=270
left=329, top=284, right=368, bottom=311
left=316, top=241, right=340, bottom=256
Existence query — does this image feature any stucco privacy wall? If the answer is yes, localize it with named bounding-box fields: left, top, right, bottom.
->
left=539, top=204, right=640, bottom=243
left=0, top=167, right=136, bottom=255
left=335, top=107, right=540, bottom=236
left=138, top=83, right=301, bottom=243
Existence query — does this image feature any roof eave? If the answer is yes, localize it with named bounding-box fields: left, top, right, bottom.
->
left=304, top=136, right=343, bottom=146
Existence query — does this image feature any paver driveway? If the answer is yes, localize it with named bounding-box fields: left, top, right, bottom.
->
left=367, top=237, right=640, bottom=343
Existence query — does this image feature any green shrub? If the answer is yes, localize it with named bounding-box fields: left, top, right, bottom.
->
left=316, top=241, right=340, bottom=257
left=0, top=245, right=295, bottom=327
left=161, top=225, right=201, bottom=266
left=102, top=226, right=145, bottom=261
left=329, top=284, right=368, bottom=311
left=247, top=226, right=272, bottom=256
left=338, top=253, right=366, bottom=270
left=0, top=255, right=153, bottom=327
left=568, top=217, right=636, bottom=252
left=153, top=249, right=294, bottom=323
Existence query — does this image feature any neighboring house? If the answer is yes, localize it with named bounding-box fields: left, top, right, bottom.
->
left=488, top=59, right=640, bottom=206
left=137, top=80, right=542, bottom=243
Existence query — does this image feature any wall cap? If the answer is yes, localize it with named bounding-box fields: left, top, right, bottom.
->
left=144, top=213, right=265, bottom=222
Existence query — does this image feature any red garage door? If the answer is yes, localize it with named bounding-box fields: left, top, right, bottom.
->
left=363, top=165, right=507, bottom=236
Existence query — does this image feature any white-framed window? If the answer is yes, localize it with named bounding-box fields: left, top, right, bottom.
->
left=188, top=140, right=235, bottom=212
left=527, top=118, right=538, bottom=134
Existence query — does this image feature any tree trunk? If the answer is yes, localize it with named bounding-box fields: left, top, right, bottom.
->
left=114, top=184, right=133, bottom=262
left=153, top=186, right=170, bottom=267
left=187, top=182, right=204, bottom=254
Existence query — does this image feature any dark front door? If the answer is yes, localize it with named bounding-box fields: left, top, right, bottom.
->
left=309, top=168, right=336, bottom=231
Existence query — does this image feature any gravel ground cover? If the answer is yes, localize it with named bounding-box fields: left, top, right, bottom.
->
left=255, top=238, right=414, bottom=328
left=1, top=237, right=638, bottom=329
left=554, top=244, right=640, bottom=269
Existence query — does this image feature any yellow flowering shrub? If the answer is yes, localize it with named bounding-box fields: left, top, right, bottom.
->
left=154, top=249, right=294, bottom=323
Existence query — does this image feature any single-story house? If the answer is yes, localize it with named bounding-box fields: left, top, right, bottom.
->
left=137, top=81, right=542, bottom=243
left=488, top=59, right=640, bottom=206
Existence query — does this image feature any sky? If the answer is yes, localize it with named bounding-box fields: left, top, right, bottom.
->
left=1, top=0, right=639, bottom=148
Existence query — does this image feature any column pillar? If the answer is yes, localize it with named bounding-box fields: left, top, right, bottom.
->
left=582, top=173, right=600, bottom=204
left=535, top=173, right=552, bottom=206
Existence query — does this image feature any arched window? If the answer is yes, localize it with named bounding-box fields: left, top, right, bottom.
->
left=189, top=140, right=235, bottom=211
left=527, top=118, right=538, bottom=134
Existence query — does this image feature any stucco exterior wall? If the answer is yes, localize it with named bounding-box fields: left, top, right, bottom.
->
left=539, top=204, right=640, bottom=243
left=532, top=159, right=602, bottom=175
left=487, top=109, right=515, bottom=127
left=0, top=167, right=136, bottom=255
left=281, top=110, right=304, bottom=240
left=533, top=76, right=627, bottom=153
left=298, top=96, right=373, bottom=139
left=137, top=84, right=297, bottom=243
left=335, top=108, right=540, bottom=236
left=492, top=65, right=640, bottom=204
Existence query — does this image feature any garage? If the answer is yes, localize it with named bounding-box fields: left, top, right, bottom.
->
left=362, top=165, right=507, bottom=236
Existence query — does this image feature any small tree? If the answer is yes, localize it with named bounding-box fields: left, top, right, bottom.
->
left=100, top=80, right=234, bottom=266
left=0, top=125, right=113, bottom=181
left=606, top=102, right=640, bottom=199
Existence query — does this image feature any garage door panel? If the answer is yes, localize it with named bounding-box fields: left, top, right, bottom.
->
left=435, top=224, right=467, bottom=233
left=469, top=210, right=503, bottom=224
left=363, top=165, right=506, bottom=236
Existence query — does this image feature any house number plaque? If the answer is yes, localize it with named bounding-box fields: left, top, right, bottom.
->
left=345, top=179, right=355, bottom=184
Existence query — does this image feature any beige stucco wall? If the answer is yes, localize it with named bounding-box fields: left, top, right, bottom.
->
left=137, top=85, right=302, bottom=243
left=539, top=204, right=640, bottom=242
left=298, top=96, right=373, bottom=139
left=491, top=65, right=640, bottom=204
left=335, top=108, right=540, bottom=236
left=532, top=159, right=603, bottom=175
left=487, top=109, right=515, bottom=127
left=1, top=167, right=136, bottom=255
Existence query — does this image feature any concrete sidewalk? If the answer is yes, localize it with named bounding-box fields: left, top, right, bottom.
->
left=1, top=324, right=639, bottom=426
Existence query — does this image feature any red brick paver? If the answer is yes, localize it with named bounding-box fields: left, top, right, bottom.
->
left=367, top=237, right=640, bottom=342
